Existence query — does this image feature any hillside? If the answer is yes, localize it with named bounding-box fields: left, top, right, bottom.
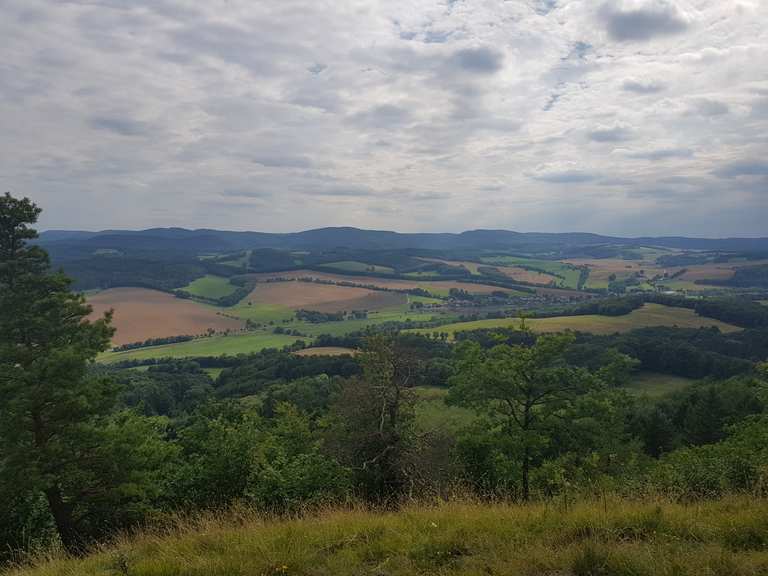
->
left=409, top=303, right=741, bottom=338
left=39, top=226, right=768, bottom=255
left=8, top=497, right=767, bottom=576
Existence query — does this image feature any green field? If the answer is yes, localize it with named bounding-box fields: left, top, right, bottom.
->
left=622, top=372, right=697, bottom=398
left=288, top=308, right=449, bottom=337
left=408, top=294, right=444, bottom=305
left=182, top=275, right=238, bottom=299
left=226, top=301, right=295, bottom=322
left=408, top=303, right=740, bottom=338
left=413, top=386, right=477, bottom=432
left=480, top=256, right=579, bottom=287
left=202, top=367, right=225, bottom=380
left=97, top=304, right=451, bottom=362
left=321, top=261, right=394, bottom=274
left=99, top=332, right=302, bottom=363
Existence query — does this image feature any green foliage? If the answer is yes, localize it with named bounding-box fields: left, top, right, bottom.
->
left=0, top=194, right=178, bottom=554
left=449, top=334, right=607, bottom=499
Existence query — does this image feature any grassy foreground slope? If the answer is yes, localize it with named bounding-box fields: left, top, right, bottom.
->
left=410, top=303, right=740, bottom=338
left=10, top=497, right=768, bottom=576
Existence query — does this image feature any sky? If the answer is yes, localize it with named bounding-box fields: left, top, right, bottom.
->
left=1, top=0, right=767, bottom=237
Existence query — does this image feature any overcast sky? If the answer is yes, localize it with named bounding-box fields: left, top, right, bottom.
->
left=1, top=0, right=766, bottom=236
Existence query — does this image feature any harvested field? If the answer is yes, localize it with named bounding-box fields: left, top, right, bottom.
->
left=88, top=288, right=244, bottom=346
left=243, top=281, right=407, bottom=312
left=294, top=347, right=358, bottom=357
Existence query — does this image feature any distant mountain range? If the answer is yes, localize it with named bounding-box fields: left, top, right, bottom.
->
left=38, top=227, right=768, bottom=257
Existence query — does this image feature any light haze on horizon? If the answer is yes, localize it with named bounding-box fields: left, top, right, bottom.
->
left=1, top=0, right=766, bottom=237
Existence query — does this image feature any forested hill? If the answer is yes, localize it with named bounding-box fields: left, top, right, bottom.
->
left=38, top=226, right=768, bottom=257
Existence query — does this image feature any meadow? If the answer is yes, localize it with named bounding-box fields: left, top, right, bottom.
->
left=181, top=275, right=238, bottom=299
left=408, top=303, right=740, bottom=338
left=620, top=372, right=697, bottom=398
left=319, top=260, right=395, bottom=274
left=9, top=497, right=768, bottom=576
left=99, top=331, right=301, bottom=362
left=480, top=255, right=583, bottom=288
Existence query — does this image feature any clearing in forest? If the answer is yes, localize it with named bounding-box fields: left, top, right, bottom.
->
left=181, top=275, right=238, bottom=299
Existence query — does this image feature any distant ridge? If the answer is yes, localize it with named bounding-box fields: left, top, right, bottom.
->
left=39, top=226, right=768, bottom=254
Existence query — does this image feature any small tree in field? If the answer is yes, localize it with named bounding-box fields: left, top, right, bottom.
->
left=448, top=333, right=597, bottom=501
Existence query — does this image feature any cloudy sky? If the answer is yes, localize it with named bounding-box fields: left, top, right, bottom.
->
left=1, top=0, right=766, bottom=236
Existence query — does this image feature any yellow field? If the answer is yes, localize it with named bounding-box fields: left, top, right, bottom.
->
left=408, top=303, right=740, bottom=338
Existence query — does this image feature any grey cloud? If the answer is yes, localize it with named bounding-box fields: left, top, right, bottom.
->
left=221, top=189, right=272, bottom=199
left=310, top=186, right=376, bottom=197
left=252, top=155, right=314, bottom=169
left=628, top=148, right=694, bottom=160
left=714, top=161, right=768, bottom=179
left=689, top=98, right=729, bottom=116
left=622, top=79, right=665, bottom=93
left=349, top=104, right=412, bottom=128
left=171, top=22, right=288, bottom=77
left=589, top=126, right=632, bottom=142
left=599, top=1, right=688, bottom=42
left=448, top=47, right=504, bottom=74
left=530, top=170, right=597, bottom=183
left=89, top=116, right=151, bottom=137
left=307, top=63, right=327, bottom=75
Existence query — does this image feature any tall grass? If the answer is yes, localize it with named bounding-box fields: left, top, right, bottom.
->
left=6, top=496, right=768, bottom=576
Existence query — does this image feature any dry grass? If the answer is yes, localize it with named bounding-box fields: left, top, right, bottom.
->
left=8, top=496, right=768, bottom=576
left=294, top=347, right=358, bottom=357
left=88, top=288, right=245, bottom=346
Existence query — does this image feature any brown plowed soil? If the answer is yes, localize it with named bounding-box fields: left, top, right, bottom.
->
left=88, top=288, right=244, bottom=346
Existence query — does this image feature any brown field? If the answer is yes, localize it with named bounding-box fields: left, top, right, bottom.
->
left=294, top=346, right=358, bottom=357
left=243, top=270, right=520, bottom=296
left=676, top=265, right=735, bottom=281
left=243, top=281, right=407, bottom=312
left=418, top=257, right=556, bottom=285
left=88, top=288, right=244, bottom=346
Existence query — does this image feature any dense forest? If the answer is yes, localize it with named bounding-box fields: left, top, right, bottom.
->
left=3, top=193, right=768, bottom=568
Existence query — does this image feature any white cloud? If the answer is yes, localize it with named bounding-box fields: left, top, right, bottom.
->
left=0, top=0, right=766, bottom=236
